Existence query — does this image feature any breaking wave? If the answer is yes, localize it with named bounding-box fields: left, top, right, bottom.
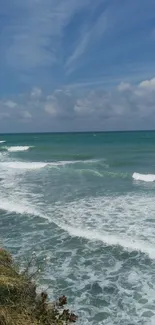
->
left=0, top=159, right=104, bottom=171
left=1, top=192, right=155, bottom=260
left=7, top=146, right=33, bottom=152
left=132, top=172, right=155, bottom=182
left=0, top=199, right=41, bottom=216
left=0, top=161, right=49, bottom=170
left=61, top=224, right=155, bottom=259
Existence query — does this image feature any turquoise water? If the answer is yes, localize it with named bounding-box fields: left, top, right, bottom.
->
left=0, top=131, right=155, bottom=324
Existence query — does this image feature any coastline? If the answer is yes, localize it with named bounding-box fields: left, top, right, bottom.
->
left=0, top=248, right=77, bottom=325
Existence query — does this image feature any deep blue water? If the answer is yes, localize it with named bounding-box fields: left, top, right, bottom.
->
left=0, top=131, right=155, bottom=325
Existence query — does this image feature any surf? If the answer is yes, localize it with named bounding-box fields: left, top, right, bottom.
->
left=0, top=161, right=49, bottom=170
left=60, top=224, right=155, bottom=259
left=0, top=198, right=42, bottom=217
left=1, top=192, right=155, bottom=260
left=6, top=146, right=33, bottom=152
left=132, top=172, right=155, bottom=182
left=48, top=159, right=102, bottom=166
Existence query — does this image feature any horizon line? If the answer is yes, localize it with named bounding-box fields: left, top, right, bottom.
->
left=0, top=129, right=155, bottom=135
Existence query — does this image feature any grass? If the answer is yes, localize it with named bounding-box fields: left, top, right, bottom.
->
left=0, top=248, right=78, bottom=325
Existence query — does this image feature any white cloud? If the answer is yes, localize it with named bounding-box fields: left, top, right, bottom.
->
left=74, top=98, right=94, bottom=115
left=44, top=89, right=75, bottom=118
left=117, top=82, right=131, bottom=92
left=1, top=77, right=155, bottom=131
left=31, top=87, right=42, bottom=98
left=4, top=101, right=17, bottom=109
left=139, top=78, right=155, bottom=90
left=23, top=111, right=32, bottom=118
left=44, top=103, right=58, bottom=116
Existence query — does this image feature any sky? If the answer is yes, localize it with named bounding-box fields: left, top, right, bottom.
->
left=1, top=0, right=155, bottom=132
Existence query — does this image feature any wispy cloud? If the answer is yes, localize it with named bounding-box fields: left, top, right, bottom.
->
left=65, top=31, right=91, bottom=73
left=3, top=0, right=91, bottom=71
left=65, top=0, right=155, bottom=79
left=65, top=8, right=108, bottom=74
left=1, top=0, right=155, bottom=101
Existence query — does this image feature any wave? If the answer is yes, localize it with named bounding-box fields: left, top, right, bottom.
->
left=77, top=169, right=104, bottom=177
left=7, top=146, right=33, bottom=152
left=0, top=158, right=104, bottom=173
left=48, top=159, right=101, bottom=167
left=0, top=198, right=41, bottom=216
left=0, top=161, right=49, bottom=170
left=1, top=197, right=155, bottom=259
left=1, top=191, right=155, bottom=259
left=0, top=159, right=102, bottom=171
left=43, top=194, right=155, bottom=260
left=0, top=141, right=6, bottom=144
left=132, top=172, right=155, bottom=182
left=103, top=171, right=129, bottom=179
left=61, top=224, right=155, bottom=259
left=74, top=169, right=128, bottom=179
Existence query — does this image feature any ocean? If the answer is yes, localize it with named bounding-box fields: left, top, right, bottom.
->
left=0, top=131, right=155, bottom=325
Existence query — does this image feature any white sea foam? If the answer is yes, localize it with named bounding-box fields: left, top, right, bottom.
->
left=0, top=160, right=89, bottom=170
left=44, top=194, right=155, bottom=260
left=1, top=170, right=155, bottom=260
left=49, top=160, right=81, bottom=166
left=0, top=161, right=49, bottom=170
left=61, top=225, right=155, bottom=259
left=0, top=198, right=41, bottom=216
left=0, top=141, right=6, bottom=143
left=0, top=159, right=102, bottom=171
left=49, top=159, right=101, bottom=166
left=7, top=146, right=33, bottom=152
left=132, top=172, right=155, bottom=182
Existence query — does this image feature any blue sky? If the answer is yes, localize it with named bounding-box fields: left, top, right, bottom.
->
left=1, top=0, right=155, bottom=132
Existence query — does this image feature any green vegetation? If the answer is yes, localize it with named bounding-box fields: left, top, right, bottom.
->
left=0, top=248, right=77, bottom=325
